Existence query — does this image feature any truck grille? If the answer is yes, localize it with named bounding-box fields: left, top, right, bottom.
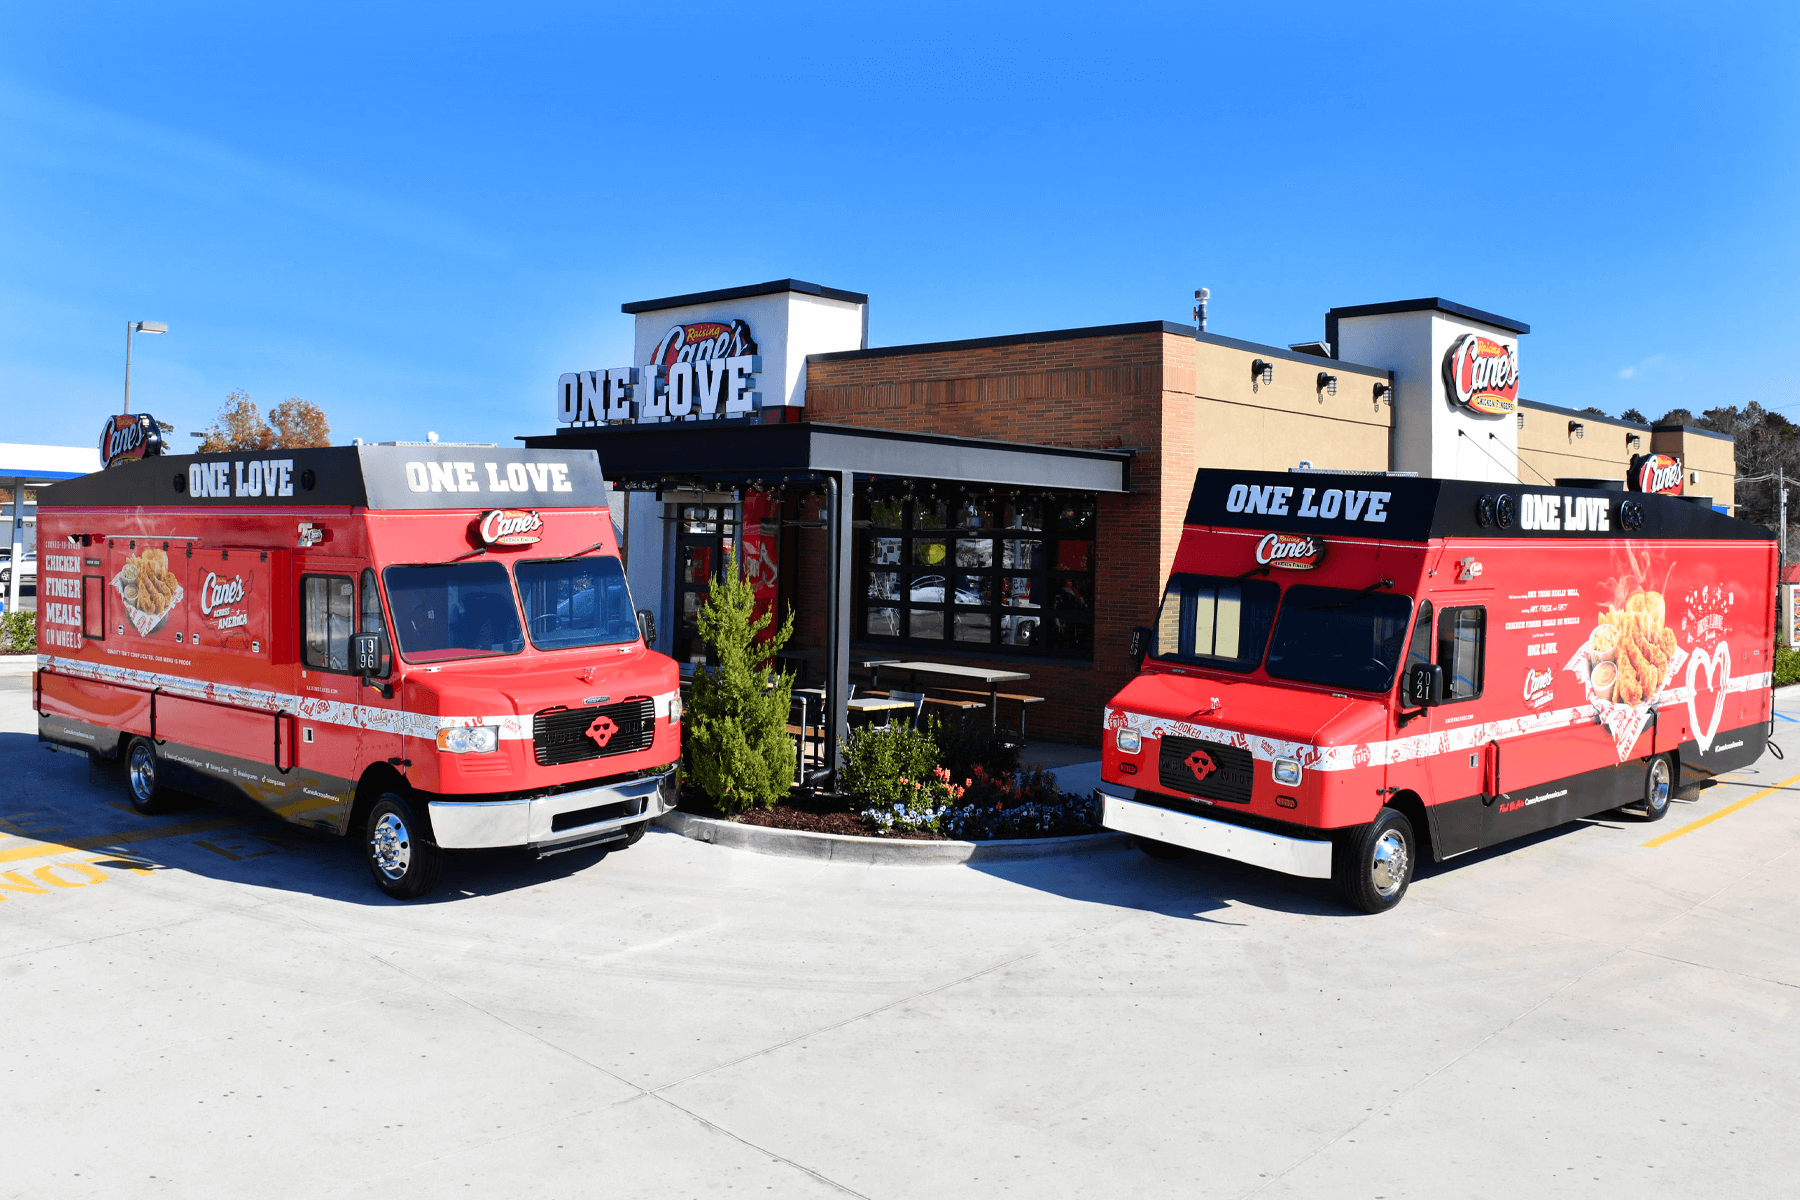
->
left=1157, top=735, right=1255, bottom=804
left=533, top=698, right=656, bottom=767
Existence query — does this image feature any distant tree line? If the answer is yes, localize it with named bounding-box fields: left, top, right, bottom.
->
left=197, top=390, right=331, bottom=452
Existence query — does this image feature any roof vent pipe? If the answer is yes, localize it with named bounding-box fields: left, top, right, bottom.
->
left=1193, top=288, right=1209, bottom=333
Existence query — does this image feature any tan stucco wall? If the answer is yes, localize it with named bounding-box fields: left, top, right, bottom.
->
left=1516, top=404, right=1647, bottom=486
left=1652, top=427, right=1736, bottom=512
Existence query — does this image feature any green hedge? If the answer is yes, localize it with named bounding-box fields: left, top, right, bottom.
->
left=1776, top=644, right=1800, bottom=688
left=1, top=610, right=34, bottom=654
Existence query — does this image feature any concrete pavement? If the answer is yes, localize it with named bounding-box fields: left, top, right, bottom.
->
left=3, top=672, right=1798, bottom=1198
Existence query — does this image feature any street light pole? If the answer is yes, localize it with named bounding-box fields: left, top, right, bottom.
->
left=123, top=320, right=168, bottom=415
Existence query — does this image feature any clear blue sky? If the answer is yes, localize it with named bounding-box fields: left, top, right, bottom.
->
left=2, top=2, right=1795, bottom=451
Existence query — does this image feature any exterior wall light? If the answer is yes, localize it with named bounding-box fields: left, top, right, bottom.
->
left=1517, top=412, right=1525, bottom=429
left=1373, top=382, right=1392, bottom=404
left=1569, top=420, right=1585, bottom=440
left=1318, top=372, right=1338, bottom=396
left=1626, top=433, right=1642, bottom=448
left=1251, top=359, right=1273, bottom=386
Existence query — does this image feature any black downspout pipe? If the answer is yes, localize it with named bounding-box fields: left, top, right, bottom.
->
left=822, top=471, right=854, bottom=794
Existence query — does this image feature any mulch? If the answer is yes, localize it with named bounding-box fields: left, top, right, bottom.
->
left=676, top=792, right=953, bottom=841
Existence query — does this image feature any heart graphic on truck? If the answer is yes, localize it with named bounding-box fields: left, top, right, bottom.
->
left=1185, top=749, right=1217, bottom=782
left=585, top=714, right=619, bottom=747
left=1685, top=642, right=1731, bottom=754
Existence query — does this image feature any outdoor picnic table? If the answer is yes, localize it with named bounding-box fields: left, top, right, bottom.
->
left=846, top=696, right=916, bottom=728
left=873, top=661, right=1031, bottom=731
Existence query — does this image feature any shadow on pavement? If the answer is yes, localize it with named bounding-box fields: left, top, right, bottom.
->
left=0, top=731, right=630, bottom=906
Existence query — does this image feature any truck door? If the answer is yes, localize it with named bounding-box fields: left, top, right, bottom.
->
left=291, top=559, right=403, bottom=832
left=1405, top=598, right=1491, bottom=858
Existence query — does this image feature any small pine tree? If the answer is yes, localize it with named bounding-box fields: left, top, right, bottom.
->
left=686, top=549, right=796, bottom=812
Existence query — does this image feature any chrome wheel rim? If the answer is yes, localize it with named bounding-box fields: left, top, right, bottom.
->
left=369, top=812, right=411, bottom=881
left=1648, top=759, right=1671, bottom=812
left=1370, top=829, right=1409, bottom=898
left=129, top=745, right=156, bottom=801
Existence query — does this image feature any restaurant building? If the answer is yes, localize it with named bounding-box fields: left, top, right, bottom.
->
left=525, top=281, right=1736, bottom=749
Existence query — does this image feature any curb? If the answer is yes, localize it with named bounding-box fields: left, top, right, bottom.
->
left=652, top=810, right=1129, bottom=865
left=0, top=655, right=37, bottom=677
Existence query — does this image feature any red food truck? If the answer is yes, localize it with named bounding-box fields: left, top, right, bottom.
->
left=1099, top=468, right=1775, bottom=912
left=34, top=430, right=680, bottom=898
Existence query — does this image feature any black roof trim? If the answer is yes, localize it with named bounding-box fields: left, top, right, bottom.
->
left=621, top=279, right=868, bottom=314
left=808, top=320, right=1184, bottom=363
left=1181, top=466, right=1766, bottom=543
left=1326, top=297, right=1530, bottom=335
left=1652, top=422, right=1736, bottom=444
left=808, top=320, right=1392, bottom=378
left=1519, top=398, right=1650, bottom=430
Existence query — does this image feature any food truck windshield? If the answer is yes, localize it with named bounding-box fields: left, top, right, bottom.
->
left=383, top=554, right=640, bottom=665
left=1151, top=574, right=1415, bottom=695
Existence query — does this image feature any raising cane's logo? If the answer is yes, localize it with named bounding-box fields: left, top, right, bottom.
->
left=1631, top=453, right=1683, bottom=496
left=477, top=509, right=544, bottom=546
left=1185, top=748, right=1218, bottom=782
left=652, top=319, right=758, bottom=369
left=1523, top=667, right=1554, bottom=709
left=99, top=413, right=163, bottom=468
left=1443, top=334, right=1520, bottom=416
left=1254, top=532, right=1325, bottom=570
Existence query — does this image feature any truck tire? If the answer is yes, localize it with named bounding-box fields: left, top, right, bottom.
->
left=618, top=820, right=649, bottom=848
left=124, top=737, right=175, bottom=815
left=1638, top=754, right=1673, bottom=823
left=1133, top=835, right=1186, bottom=860
left=1333, top=807, right=1415, bottom=914
left=365, top=794, right=444, bottom=899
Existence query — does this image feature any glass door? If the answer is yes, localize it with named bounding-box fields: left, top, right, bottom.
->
left=673, top=503, right=737, bottom=665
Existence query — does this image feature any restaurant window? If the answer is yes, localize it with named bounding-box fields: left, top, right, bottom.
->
left=856, top=486, right=1097, bottom=659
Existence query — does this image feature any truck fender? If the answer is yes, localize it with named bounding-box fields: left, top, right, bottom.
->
left=347, top=762, right=415, bottom=841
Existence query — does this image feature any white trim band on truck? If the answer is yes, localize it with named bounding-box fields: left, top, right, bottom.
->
left=1098, top=786, right=1333, bottom=879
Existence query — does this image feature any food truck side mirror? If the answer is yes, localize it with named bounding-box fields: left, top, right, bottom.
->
left=350, top=633, right=392, bottom=698
left=1129, top=626, right=1151, bottom=670
left=1406, top=662, right=1443, bottom=707
left=636, top=609, right=658, bottom=649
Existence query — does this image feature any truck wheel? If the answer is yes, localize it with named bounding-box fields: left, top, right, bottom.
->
left=365, top=794, right=443, bottom=899
left=618, top=820, right=649, bottom=848
left=1334, top=807, right=1415, bottom=914
left=1133, top=835, right=1186, bottom=860
left=1639, top=755, right=1673, bottom=823
left=124, top=737, right=175, bottom=815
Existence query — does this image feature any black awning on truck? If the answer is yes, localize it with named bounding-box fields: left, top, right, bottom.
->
left=1183, top=468, right=1770, bottom=543
left=38, top=445, right=610, bottom=511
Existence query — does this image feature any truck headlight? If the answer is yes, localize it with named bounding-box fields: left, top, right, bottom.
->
left=437, top=726, right=498, bottom=754
left=669, top=694, right=683, bottom=723
left=1115, top=728, right=1141, bottom=754
left=1272, top=757, right=1302, bottom=786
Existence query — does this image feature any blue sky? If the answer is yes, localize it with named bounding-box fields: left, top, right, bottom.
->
left=2, top=2, right=1795, bottom=451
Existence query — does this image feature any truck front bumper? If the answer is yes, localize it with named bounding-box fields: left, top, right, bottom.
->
left=428, top=766, right=678, bottom=854
left=1098, top=786, right=1333, bottom=879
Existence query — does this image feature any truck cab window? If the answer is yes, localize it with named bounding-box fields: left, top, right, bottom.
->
left=1266, top=585, right=1413, bottom=693
left=1437, top=605, right=1485, bottom=700
left=383, top=561, right=524, bottom=664
left=360, top=568, right=391, bottom=676
left=515, top=555, right=639, bottom=651
left=302, top=574, right=356, bottom=672
left=1151, top=573, right=1278, bottom=673
left=1401, top=599, right=1433, bottom=702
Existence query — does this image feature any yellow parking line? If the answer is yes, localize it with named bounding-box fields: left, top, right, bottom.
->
left=1644, top=770, right=1800, bottom=848
left=0, top=817, right=249, bottom=866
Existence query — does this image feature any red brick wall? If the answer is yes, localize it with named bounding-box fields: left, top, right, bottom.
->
left=785, top=331, right=1185, bottom=751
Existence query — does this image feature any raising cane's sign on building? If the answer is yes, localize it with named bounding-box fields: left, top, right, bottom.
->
left=557, top=319, right=763, bottom=427
left=1442, top=333, right=1520, bottom=416
left=1630, top=453, right=1684, bottom=496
